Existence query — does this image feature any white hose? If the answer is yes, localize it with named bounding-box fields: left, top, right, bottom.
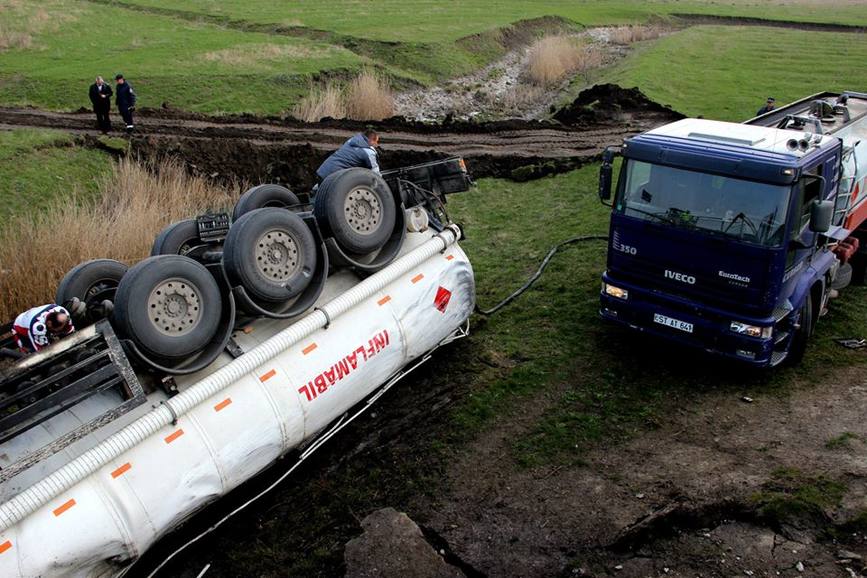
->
left=0, top=226, right=461, bottom=532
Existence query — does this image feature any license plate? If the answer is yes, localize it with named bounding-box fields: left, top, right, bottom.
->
left=653, top=313, right=693, bottom=333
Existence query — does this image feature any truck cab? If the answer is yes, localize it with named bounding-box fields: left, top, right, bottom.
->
left=599, top=92, right=867, bottom=366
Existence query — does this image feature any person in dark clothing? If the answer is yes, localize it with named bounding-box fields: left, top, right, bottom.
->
left=316, top=129, right=380, bottom=181
left=115, top=74, right=137, bottom=133
left=756, top=97, right=776, bottom=116
left=88, top=76, right=113, bottom=134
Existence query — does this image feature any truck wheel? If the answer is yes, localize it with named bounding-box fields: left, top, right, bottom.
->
left=113, top=255, right=222, bottom=359
left=151, top=219, right=206, bottom=257
left=787, top=295, right=813, bottom=365
left=314, top=168, right=396, bottom=254
left=232, top=184, right=300, bottom=221
left=223, top=208, right=317, bottom=303
left=55, top=259, right=128, bottom=318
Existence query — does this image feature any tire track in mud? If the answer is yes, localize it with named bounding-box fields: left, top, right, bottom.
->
left=0, top=85, right=681, bottom=189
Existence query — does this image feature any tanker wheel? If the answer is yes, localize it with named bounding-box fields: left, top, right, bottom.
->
left=151, top=219, right=208, bottom=258
left=232, top=184, right=301, bottom=221
left=55, top=259, right=128, bottom=322
left=223, top=208, right=317, bottom=303
left=314, top=168, right=396, bottom=254
left=113, top=255, right=222, bottom=359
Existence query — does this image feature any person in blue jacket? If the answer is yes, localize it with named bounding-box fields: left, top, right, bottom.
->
left=316, top=129, right=380, bottom=181
left=115, top=74, right=137, bottom=133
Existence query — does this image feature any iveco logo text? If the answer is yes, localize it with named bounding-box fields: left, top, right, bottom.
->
left=718, top=270, right=751, bottom=284
left=664, top=270, right=696, bottom=284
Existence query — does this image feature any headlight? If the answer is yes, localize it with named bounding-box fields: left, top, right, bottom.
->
left=730, top=321, right=772, bottom=339
left=603, top=282, right=628, bottom=300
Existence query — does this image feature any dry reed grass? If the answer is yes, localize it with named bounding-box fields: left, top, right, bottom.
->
left=526, top=35, right=582, bottom=86
left=0, top=24, right=31, bottom=50
left=0, top=159, right=236, bottom=321
left=0, top=1, right=78, bottom=51
left=292, top=70, right=394, bottom=122
left=345, top=69, right=394, bottom=121
left=608, top=25, right=664, bottom=45
left=292, top=82, right=346, bottom=121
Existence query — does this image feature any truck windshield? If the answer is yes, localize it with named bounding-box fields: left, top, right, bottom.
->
left=615, top=160, right=791, bottom=247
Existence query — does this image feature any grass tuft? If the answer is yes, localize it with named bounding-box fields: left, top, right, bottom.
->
left=0, top=159, right=236, bottom=321
left=751, top=467, right=846, bottom=524
left=608, top=24, right=664, bottom=45
left=345, top=69, right=394, bottom=121
left=526, top=35, right=582, bottom=86
left=291, top=81, right=345, bottom=121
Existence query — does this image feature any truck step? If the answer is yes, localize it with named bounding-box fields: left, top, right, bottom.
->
left=770, top=350, right=788, bottom=366
left=774, top=330, right=790, bottom=345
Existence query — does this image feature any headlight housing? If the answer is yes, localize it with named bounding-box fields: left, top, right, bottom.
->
left=730, top=321, right=772, bottom=339
left=603, top=282, right=628, bottom=300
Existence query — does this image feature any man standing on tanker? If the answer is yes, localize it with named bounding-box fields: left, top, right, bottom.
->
left=316, top=129, right=380, bottom=182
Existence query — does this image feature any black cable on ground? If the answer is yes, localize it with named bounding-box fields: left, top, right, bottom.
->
left=474, top=234, right=609, bottom=316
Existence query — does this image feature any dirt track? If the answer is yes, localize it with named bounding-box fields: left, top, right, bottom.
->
left=0, top=85, right=682, bottom=189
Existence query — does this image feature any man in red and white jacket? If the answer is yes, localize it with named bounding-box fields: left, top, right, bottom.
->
left=11, top=304, right=75, bottom=354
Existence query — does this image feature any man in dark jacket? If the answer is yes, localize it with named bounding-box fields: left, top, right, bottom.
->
left=316, top=129, right=380, bottom=181
left=115, top=74, right=137, bottom=133
left=88, top=76, right=112, bottom=134
left=756, top=97, right=776, bottom=116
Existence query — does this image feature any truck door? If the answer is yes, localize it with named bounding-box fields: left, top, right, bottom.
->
left=785, top=164, right=824, bottom=276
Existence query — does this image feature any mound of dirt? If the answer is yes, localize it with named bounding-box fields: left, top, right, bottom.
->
left=553, top=83, right=684, bottom=126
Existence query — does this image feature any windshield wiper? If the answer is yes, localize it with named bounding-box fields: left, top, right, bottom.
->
left=724, top=212, right=759, bottom=237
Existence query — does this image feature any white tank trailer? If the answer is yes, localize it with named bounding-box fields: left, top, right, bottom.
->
left=0, top=160, right=475, bottom=576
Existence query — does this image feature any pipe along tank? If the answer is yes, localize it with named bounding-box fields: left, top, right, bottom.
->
left=0, top=161, right=475, bottom=576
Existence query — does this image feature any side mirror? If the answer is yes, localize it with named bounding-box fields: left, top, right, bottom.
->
left=809, top=199, right=834, bottom=233
left=598, top=148, right=616, bottom=202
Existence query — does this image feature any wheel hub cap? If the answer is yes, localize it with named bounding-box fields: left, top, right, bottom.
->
left=148, top=278, right=202, bottom=336
left=256, top=229, right=299, bottom=281
left=344, top=187, right=382, bottom=235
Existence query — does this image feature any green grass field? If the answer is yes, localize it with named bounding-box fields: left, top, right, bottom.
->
left=603, top=25, right=867, bottom=121
left=0, top=129, right=113, bottom=226
left=0, top=0, right=361, bottom=114
left=110, top=0, right=867, bottom=42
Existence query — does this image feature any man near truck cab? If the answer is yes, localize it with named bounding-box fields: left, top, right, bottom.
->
left=12, top=304, right=75, bottom=354
left=756, top=97, right=776, bottom=116
left=316, top=129, right=380, bottom=182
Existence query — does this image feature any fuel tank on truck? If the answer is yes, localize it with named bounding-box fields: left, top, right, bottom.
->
left=0, top=225, right=474, bottom=577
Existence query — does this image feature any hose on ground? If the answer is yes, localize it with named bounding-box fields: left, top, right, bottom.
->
left=474, top=234, right=608, bottom=316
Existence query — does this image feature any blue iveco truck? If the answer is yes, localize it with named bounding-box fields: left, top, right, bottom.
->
left=598, top=91, right=867, bottom=366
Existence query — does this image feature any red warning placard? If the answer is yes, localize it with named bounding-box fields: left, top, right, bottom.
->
left=434, top=286, right=452, bottom=313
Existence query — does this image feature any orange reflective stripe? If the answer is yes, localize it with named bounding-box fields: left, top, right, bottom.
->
left=377, top=295, right=391, bottom=306
left=259, top=369, right=276, bottom=382
left=445, top=254, right=455, bottom=261
left=164, top=429, right=184, bottom=444
left=411, top=273, right=424, bottom=284
left=111, top=463, right=131, bottom=478
left=214, top=398, right=232, bottom=412
left=302, top=343, right=317, bottom=355
left=0, top=541, right=11, bottom=554
left=53, top=499, right=76, bottom=517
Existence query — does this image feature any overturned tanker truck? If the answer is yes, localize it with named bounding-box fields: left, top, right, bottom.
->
left=0, top=159, right=475, bottom=576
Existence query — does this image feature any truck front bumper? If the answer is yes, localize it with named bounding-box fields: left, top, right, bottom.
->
left=599, top=273, right=778, bottom=367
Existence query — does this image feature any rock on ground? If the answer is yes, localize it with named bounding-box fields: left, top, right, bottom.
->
left=344, top=508, right=465, bottom=578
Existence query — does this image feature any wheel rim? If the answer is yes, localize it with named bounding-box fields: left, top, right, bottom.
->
left=255, top=228, right=300, bottom=281
left=147, top=277, right=203, bottom=336
left=344, top=187, right=382, bottom=235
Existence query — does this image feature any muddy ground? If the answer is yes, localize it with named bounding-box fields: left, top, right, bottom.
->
left=128, top=330, right=867, bottom=578
left=0, top=84, right=681, bottom=190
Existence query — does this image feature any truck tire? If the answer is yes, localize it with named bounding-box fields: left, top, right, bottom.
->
left=113, top=255, right=222, bottom=359
left=232, top=184, right=300, bottom=221
left=151, top=219, right=205, bottom=257
left=314, top=168, right=396, bottom=254
left=55, top=259, right=128, bottom=318
left=787, top=294, right=813, bottom=365
left=223, top=208, right=317, bottom=303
